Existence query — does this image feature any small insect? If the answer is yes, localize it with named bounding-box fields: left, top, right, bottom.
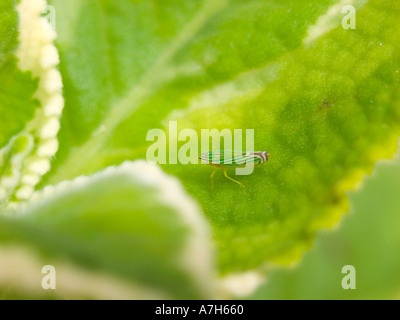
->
left=199, top=150, right=269, bottom=189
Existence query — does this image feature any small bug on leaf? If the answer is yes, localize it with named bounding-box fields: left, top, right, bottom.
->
left=199, top=150, right=269, bottom=189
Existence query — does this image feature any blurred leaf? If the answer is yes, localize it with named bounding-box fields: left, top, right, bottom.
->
left=0, top=0, right=63, bottom=204
left=0, top=0, right=38, bottom=147
left=251, top=154, right=400, bottom=300
left=0, top=161, right=214, bottom=299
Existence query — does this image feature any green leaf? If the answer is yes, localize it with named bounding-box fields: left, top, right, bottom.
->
left=0, top=0, right=39, bottom=147
left=252, top=155, right=400, bottom=299
left=45, top=0, right=340, bottom=181
left=0, top=0, right=64, bottom=204
left=40, top=0, right=400, bottom=279
left=0, top=161, right=214, bottom=299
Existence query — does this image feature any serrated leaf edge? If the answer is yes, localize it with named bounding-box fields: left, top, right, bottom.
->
left=0, top=0, right=64, bottom=207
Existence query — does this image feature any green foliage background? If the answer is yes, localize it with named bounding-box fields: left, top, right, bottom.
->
left=0, top=0, right=399, bottom=299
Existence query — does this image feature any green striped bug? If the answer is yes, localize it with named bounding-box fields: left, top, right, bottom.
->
left=199, top=150, right=269, bottom=189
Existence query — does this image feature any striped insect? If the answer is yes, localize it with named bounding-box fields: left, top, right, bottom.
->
left=199, top=150, right=269, bottom=189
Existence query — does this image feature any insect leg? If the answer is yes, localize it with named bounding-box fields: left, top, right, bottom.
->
left=210, top=169, right=217, bottom=190
left=223, top=169, right=245, bottom=189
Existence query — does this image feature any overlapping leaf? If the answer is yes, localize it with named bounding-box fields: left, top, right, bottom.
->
left=0, top=0, right=38, bottom=147
left=0, top=161, right=214, bottom=299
